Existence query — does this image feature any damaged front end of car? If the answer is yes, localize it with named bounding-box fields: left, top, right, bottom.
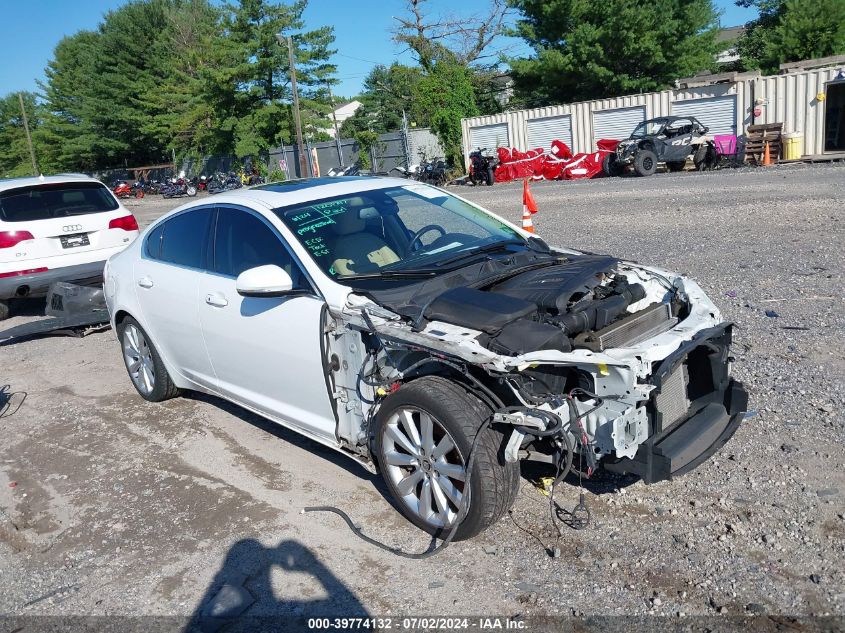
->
left=326, top=251, right=748, bottom=485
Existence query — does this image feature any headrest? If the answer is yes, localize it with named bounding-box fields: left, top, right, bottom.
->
left=330, top=196, right=371, bottom=236
left=62, top=191, right=86, bottom=204
left=331, top=210, right=366, bottom=235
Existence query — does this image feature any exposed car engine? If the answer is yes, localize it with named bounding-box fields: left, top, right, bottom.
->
left=412, top=254, right=681, bottom=357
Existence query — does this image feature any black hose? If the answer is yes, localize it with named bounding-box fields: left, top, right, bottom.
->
left=305, top=416, right=492, bottom=559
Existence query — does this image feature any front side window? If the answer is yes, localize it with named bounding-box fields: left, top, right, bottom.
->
left=0, top=182, right=119, bottom=222
left=274, top=184, right=526, bottom=284
left=212, top=208, right=304, bottom=286
left=156, top=208, right=213, bottom=269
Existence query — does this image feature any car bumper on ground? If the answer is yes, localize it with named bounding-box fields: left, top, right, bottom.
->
left=0, top=260, right=107, bottom=300
left=604, top=323, right=749, bottom=483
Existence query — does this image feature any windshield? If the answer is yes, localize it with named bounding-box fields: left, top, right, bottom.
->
left=0, top=182, right=119, bottom=222
left=274, top=184, right=526, bottom=283
left=630, top=119, right=666, bottom=138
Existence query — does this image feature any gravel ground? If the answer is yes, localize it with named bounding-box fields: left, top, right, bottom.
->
left=1, top=165, right=843, bottom=627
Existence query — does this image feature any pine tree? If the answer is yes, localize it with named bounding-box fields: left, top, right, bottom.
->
left=508, top=0, right=720, bottom=106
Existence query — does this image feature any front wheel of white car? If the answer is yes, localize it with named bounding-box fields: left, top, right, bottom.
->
left=374, top=376, right=519, bottom=541
left=117, top=316, right=180, bottom=402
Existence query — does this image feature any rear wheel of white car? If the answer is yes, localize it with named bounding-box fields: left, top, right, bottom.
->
left=0, top=300, right=9, bottom=321
left=374, top=376, right=519, bottom=541
left=117, top=316, right=180, bottom=402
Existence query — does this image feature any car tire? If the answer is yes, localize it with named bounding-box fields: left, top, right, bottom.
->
left=633, top=150, right=657, bottom=177
left=117, top=316, right=180, bottom=402
left=666, top=160, right=686, bottom=172
left=373, top=375, right=519, bottom=541
left=693, top=144, right=710, bottom=171
left=0, top=300, right=9, bottom=321
left=602, top=153, right=622, bottom=177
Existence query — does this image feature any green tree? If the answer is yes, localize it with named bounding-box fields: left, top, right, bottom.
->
left=338, top=64, right=422, bottom=138
left=0, top=92, right=43, bottom=177
left=391, top=0, right=507, bottom=167
left=507, top=0, right=720, bottom=107
left=225, top=0, right=337, bottom=156
left=736, top=0, right=845, bottom=73
left=140, top=0, right=230, bottom=157
left=39, top=31, right=119, bottom=170
left=412, top=63, right=479, bottom=166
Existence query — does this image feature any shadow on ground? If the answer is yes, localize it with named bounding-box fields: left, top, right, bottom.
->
left=185, top=539, right=369, bottom=633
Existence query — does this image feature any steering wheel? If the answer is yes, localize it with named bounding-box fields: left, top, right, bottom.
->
left=409, top=224, right=447, bottom=251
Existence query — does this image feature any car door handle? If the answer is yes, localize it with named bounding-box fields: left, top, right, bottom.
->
left=205, top=293, right=228, bottom=307
left=137, top=277, right=154, bottom=289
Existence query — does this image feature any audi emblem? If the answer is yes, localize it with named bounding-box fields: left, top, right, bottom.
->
left=62, top=224, right=83, bottom=233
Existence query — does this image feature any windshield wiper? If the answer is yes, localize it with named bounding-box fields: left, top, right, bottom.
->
left=336, top=269, right=439, bottom=280
left=431, top=239, right=531, bottom=268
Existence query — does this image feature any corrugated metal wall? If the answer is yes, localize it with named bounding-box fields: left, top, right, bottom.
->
left=755, top=67, right=842, bottom=156
left=461, top=63, right=844, bottom=165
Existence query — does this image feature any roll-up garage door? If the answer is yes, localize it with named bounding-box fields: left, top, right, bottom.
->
left=468, top=123, right=509, bottom=152
left=592, top=106, right=646, bottom=144
left=526, top=115, right=573, bottom=151
left=671, top=96, right=737, bottom=135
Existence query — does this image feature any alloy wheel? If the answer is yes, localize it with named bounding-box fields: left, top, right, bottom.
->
left=123, top=324, right=155, bottom=395
left=381, top=407, right=467, bottom=528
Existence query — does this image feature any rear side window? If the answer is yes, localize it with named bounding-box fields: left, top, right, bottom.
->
left=213, top=208, right=302, bottom=284
left=0, top=182, right=119, bottom=222
left=156, top=209, right=213, bottom=269
left=145, top=223, right=164, bottom=259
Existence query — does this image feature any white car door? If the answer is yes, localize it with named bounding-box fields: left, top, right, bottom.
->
left=133, top=207, right=217, bottom=390
left=197, top=205, right=336, bottom=441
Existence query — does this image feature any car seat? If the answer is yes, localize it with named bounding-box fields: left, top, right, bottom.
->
left=330, top=203, right=399, bottom=276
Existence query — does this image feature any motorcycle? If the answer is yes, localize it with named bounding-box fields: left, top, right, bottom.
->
left=326, top=163, right=361, bottom=177
left=112, top=181, right=145, bottom=199
left=468, top=148, right=497, bottom=186
left=160, top=174, right=197, bottom=199
left=418, top=158, right=448, bottom=186
left=390, top=163, right=420, bottom=179
left=207, top=172, right=242, bottom=195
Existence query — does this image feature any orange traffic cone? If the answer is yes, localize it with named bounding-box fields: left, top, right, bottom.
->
left=762, top=140, right=771, bottom=166
left=522, top=207, right=534, bottom=233
left=522, top=179, right=537, bottom=233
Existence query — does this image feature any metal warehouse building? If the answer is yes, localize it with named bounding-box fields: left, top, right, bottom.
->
left=461, top=56, right=845, bottom=165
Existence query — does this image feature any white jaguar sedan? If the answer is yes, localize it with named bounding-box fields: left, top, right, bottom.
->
left=104, top=176, right=747, bottom=540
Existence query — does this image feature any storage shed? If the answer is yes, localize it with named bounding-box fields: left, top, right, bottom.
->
left=461, top=56, right=845, bottom=167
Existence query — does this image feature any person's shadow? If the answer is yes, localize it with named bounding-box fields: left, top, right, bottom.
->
left=185, top=539, right=369, bottom=633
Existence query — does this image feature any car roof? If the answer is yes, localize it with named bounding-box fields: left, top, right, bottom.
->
left=214, top=176, right=429, bottom=209
left=0, top=174, right=104, bottom=193
left=643, top=116, right=695, bottom=124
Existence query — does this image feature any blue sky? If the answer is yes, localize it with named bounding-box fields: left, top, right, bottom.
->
left=1, top=0, right=758, bottom=100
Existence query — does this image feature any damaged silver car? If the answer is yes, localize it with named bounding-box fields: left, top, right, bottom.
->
left=105, top=177, right=748, bottom=540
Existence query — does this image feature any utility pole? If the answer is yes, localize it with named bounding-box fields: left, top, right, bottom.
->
left=281, top=34, right=309, bottom=179
left=18, top=93, right=38, bottom=175
left=327, top=82, right=344, bottom=167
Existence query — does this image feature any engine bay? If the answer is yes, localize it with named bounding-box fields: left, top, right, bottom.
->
left=371, top=253, right=685, bottom=356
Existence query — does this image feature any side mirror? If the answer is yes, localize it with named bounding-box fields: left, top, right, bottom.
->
left=236, top=265, right=295, bottom=298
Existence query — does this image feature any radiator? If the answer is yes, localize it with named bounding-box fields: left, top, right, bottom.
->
left=580, top=303, right=676, bottom=351
left=654, top=362, right=690, bottom=431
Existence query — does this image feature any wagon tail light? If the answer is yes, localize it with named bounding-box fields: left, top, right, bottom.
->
left=109, top=215, right=139, bottom=231
left=0, top=267, right=48, bottom=279
left=0, top=230, right=35, bottom=249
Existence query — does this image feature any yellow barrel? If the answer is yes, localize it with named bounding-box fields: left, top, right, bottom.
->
left=783, top=132, right=803, bottom=160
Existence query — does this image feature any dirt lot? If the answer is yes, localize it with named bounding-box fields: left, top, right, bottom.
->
left=1, top=165, right=844, bottom=626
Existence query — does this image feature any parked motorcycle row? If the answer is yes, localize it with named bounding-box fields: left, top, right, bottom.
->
left=110, top=169, right=267, bottom=201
